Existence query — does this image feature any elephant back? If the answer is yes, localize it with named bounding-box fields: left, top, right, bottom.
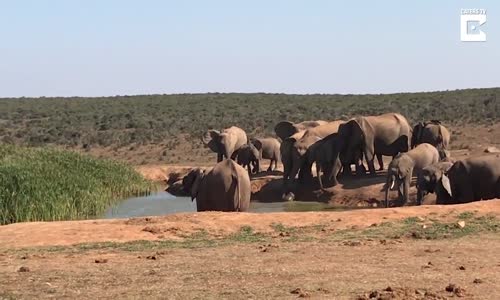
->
left=223, top=126, right=248, bottom=149
left=212, top=159, right=251, bottom=211
left=274, top=120, right=327, bottom=141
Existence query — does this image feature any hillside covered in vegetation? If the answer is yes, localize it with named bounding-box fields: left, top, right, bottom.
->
left=0, top=88, right=498, bottom=164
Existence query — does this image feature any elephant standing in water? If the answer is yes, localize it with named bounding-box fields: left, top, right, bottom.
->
left=411, top=120, right=451, bottom=150
left=384, top=143, right=440, bottom=207
left=202, top=126, right=247, bottom=162
left=437, top=155, right=500, bottom=204
left=182, top=159, right=251, bottom=212
left=337, top=113, right=412, bottom=176
left=250, top=137, right=281, bottom=172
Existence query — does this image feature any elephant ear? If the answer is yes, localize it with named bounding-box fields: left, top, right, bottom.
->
left=354, top=117, right=375, bottom=163
left=274, top=121, right=298, bottom=141
left=411, top=122, right=424, bottom=148
left=440, top=173, right=452, bottom=198
left=190, top=169, right=205, bottom=201
left=202, top=130, right=221, bottom=153
left=250, top=138, right=263, bottom=151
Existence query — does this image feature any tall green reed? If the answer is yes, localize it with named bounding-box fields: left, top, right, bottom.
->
left=0, top=145, right=152, bottom=224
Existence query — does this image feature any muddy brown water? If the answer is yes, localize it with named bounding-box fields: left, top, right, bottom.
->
left=101, top=192, right=359, bottom=219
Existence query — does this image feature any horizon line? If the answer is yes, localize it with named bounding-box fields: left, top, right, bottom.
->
left=1, top=86, right=499, bottom=100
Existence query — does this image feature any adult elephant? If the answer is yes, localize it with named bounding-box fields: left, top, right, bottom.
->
left=182, top=159, right=251, bottom=212
left=309, top=133, right=367, bottom=190
left=274, top=120, right=328, bottom=141
left=411, top=120, right=451, bottom=150
left=308, top=133, right=343, bottom=189
left=438, top=155, right=500, bottom=204
left=384, top=143, right=440, bottom=207
left=250, top=137, right=281, bottom=172
left=281, top=121, right=344, bottom=198
left=416, top=161, right=454, bottom=205
left=337, top=113, right=411, bottom=175
left=280, top=130, right=306, bottom=198
left=202, top=126, right=247, bottom=162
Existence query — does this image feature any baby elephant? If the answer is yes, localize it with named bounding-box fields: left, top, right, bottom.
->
left=416, top=161, right=454, bottom=205
left=385, top=143, right=439, bottom=207
left=182, top=159, right=251, bottom=212
left=250, top=137, right=281, bottom=172
left=237, top=142, right=260, bottom=176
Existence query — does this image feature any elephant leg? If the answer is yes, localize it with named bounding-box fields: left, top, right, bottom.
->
left=377, top=154, right=384, bottom=171
left=355, top=163, right=364, bottom=176
left=342, top=164, right=352, bottom=176
left=330, top=159, right=342, bottom=186
left=254, top=159, right=260, bottom=174
left=267, top=159, right=273, bottom=172
left=230, top=151, right=238, bottom=161
left=299, top=161, right=313, bottom=183
left=367, top=160, right=376, bottom=175
left=416, top=185, right=423, bottom=205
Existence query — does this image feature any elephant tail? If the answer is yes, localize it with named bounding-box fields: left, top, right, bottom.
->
left=229, top=160, right=242, bottom=211
left=436, top=125, right=444, bottom=149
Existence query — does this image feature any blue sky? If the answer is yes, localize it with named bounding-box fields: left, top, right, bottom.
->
left=0, top=0, right=498, bottom=97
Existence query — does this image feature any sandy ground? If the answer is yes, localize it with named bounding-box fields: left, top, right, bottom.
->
left=1, top=200, right=499, bottom=249
left=1, top=201, right=500, bottom=299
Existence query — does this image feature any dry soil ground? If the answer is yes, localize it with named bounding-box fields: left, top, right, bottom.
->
left=1, top=201, right=500, bottom=299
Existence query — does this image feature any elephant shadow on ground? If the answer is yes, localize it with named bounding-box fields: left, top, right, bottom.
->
left=251, top=170, right=283, bottom=179
left=250, top=175, right=331, bottom=203
left=250, top=177, right=286, bottom=203
left=337, top=170, right=388, bottom=190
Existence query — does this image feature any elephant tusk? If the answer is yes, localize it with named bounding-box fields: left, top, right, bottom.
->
left=390, top=179, right=395, bottom=190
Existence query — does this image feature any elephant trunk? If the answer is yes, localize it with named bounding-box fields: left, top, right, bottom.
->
left=403, top=178, right=410, bottom=205
left=385, top=174, right=396, bottom=208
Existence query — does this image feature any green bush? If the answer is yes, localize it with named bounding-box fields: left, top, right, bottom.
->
left=0, top=145, right=152, bottom=224
left=0, top=88, right=498, bottom=149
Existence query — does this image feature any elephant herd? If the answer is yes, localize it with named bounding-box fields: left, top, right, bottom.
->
left=182, top=113, right=500, bottom=212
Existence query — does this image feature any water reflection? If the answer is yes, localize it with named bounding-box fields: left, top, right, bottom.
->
left=102, top=192, right=355, bottom=219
